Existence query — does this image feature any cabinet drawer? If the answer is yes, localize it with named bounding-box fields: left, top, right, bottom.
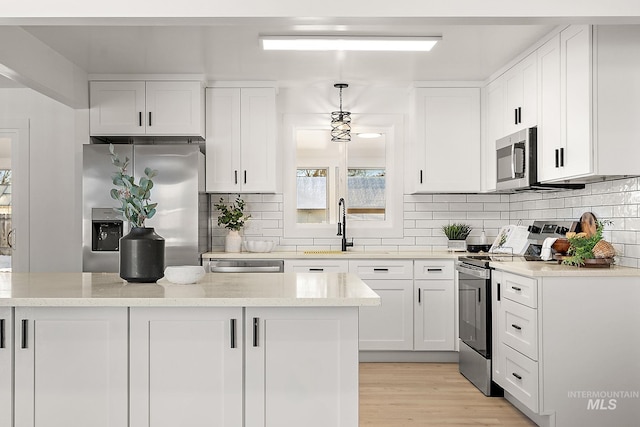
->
left=501, top=272, right=538, bottom=308
left=501, top=344, right=539, bottom=413
left=501, top=298, right=538, bottom=361
left=284, top=260, right=349, bottom=273
left=349, top=260, right=413, bottom=280
left=414, top=260, right=454, bottom=280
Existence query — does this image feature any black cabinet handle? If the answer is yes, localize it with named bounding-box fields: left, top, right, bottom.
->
left=418, top=288, right=421, bottom=304
left=252, top=317, right=259, bottom=347
left=518, top=107, right=522, bottom=124
left=139, top=112, right=142, bottom=127
left=0, top=319, right=4, bottom=349
left=478, top=288, right=481, bottom=303
left=512, top=372, right=523, bottom=380
left=234, top=170, right=238, bottom=185
left=309, top=268, right=324, bottom=272
left=555, top=149, right=559, bottom=168
left=419, top=170, right=423, bottom=184
left=244, top=170, right=247, bottom=184
left=514, top=108, right=518, bottom=125
left=497, top=282, right=501, bottom=301
left=427, top=268, right=442, bottom=272
left=21, top=319, right=28, bottom=349
left=511, top=324, right=522, bottom=330
left=148, top=112, right=152, bottom=126
left=560, top=147, right=564, bottom=167
left=511, top=286, right=522, bottom=292
left=230, top=318, right=237, bottom=349
left=373, top=268, right=389, bottom=272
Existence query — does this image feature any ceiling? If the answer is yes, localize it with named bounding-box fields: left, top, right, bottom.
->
left=7, top=20, right=557, bottom=87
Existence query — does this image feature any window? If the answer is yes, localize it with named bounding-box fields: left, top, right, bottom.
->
left=284, top=114, right=404, bottom=240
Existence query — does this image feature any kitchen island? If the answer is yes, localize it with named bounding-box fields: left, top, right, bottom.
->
left=0, top=272, right=379, bottom=427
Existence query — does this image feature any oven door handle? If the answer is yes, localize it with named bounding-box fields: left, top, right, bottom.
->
left=455, top=262, right=490, bottom=279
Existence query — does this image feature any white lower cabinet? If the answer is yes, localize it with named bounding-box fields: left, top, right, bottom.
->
left=14, top=307, right=128, bottom=427
left=501, top=343, right=539, bottom=412
left=129, top=307, right=243, bottom=427
left=350, top=260, right=414, bottom=350
left=414, top=260, right=456, bottom=351
left=0, top=307, right=12, bottom=427
left=245, top=307, right=359, bottom=427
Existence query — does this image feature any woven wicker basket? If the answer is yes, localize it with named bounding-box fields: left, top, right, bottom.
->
left=592, top=240, right=616, bottom=259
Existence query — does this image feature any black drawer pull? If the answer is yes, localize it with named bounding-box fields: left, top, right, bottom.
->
left=511, top=324, right=522, bottom=330
left=427, top=268, right=442, bottom=272
left=230, top=318, right=237, bottom=349
left=511, top=286, right=522, bottom=292
left=21, top=319, right=28, bottom=349
left=309, top=268, right=324, bottom=272
left=252, top=317, right=259, bottom=347
left=497, top=282, right=501, bottom=301
left=373, top=268, right=389, bottom=272
left=512, top=372, right=522, bottom=380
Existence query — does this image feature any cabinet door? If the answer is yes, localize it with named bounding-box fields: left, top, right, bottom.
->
left=90, top=81, right=146, bottom=135
left=130, top=307, right=243, bottom=427
left=145, top=81, right=204, bottom=136
left=414, top=280, right=456, bottom=350
left=561, top=24, right=593, bottom=179
left=358, top=279, right=414, bottom=350
left=240, top=88, right=277, bottom=192
left=491, top=271, right=506, bottom=387
left=205, top=87, right=242, bottom=192
left=0, top=307, right=12, bottom=427
left=505, top=52, right=537, bottom=134
left=245, top=307, right=359, bottom=427
left=484, top=78, right=505, bottom=191
left=414, top=88, right=481, bottom=192
left=14, top=307, right=128, bottom=427
left=537, top=34, right=562, bottom=182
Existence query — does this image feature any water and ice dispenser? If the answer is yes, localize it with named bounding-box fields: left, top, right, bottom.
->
left=91, top=208, right=123, bottom=252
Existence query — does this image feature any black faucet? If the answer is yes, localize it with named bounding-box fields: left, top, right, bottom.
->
left=337, top=197, right=354, bottom=251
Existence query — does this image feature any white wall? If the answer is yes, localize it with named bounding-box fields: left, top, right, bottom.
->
left=0, top=87, right=83, bottom=272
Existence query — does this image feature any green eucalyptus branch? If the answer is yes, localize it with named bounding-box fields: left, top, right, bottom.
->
left=215, top=195, right=250, bottom=231
left=109, top=144, right=158, bottom=228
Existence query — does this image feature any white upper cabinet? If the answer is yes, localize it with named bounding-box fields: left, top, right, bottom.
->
left=483, top=79, right=506, bottom=192
left=504, top=52, right=538, bottom=134
left=412, top=87, right=481, bottom=193
left=205, top=87, right=277, bottom=193
left=539, top=25, right=640, bottom=182
left=90, top=80, right=205, bottom=137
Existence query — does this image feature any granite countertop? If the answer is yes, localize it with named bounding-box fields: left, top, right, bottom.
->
left=0, top=272, right=380, bottom=307
left=201, top=250, right=467, bottom=260
left=490, top=260, right=640, bottom=277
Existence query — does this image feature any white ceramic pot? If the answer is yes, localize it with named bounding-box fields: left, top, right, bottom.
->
left=225, top=229, right=243, bottom=252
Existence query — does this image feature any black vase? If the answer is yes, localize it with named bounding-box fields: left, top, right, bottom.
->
left=119, top=227, right=165, bottom=283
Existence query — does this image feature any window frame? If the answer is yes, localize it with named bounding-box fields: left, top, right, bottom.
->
left=283, top=113, right=404, bottom=240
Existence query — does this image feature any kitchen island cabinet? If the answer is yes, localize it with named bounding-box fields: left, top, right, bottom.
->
left=14, top=307, right=128, bottom=427
left=490, top=263, right=640, bottom=427
left=0, top=272, right=378, bottom=427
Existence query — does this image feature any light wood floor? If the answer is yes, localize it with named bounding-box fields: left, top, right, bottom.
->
left=360, top=363, right=537, bottom=426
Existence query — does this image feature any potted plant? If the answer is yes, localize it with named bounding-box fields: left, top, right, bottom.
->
left=442, top=223, right=472, bottom=251
left=214, top=195, right=251, bottom=252
left=110, top=144, right=164, bottom=282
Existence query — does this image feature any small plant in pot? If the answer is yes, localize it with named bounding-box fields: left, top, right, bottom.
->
left=442, top=223, right=472, bottom=252
left=214, top=195, right=251, bottom=252
left=110, top=144, right=165, bottom=282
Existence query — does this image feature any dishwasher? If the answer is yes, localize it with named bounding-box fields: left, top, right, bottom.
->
left=204, top=259, right=284, bottom=273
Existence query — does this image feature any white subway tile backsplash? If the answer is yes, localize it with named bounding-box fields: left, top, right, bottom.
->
left=206, top=177, right=640, bottom=267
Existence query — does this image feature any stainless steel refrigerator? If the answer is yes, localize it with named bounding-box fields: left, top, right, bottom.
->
left=83, top=143, right=206, bottom=273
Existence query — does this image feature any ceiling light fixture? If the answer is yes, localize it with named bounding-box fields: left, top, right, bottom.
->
left=260, top=36, right=441, bottom=52
left=331, top=83, right=351, bottom=144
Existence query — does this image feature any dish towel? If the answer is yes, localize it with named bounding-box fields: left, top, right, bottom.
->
left=541, top=237, right=558, bottom=261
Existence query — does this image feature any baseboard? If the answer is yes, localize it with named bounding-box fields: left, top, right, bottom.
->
left=359, top=351, right=459, bottom=363
left=504, top=391, right=555, bottom=427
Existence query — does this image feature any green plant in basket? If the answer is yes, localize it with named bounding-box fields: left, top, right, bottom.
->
left=562, top=219, right=612, bottom=266
left=442, top=223, right=472, bottom=240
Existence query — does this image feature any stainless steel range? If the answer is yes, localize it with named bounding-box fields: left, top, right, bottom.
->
left=456, top=220, right=578, bottom=396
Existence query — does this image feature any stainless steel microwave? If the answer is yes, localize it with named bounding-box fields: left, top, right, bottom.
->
left=495, top=127, right=584, bottom=192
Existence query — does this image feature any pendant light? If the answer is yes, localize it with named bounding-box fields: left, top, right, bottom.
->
left=331, top=83, right=351, bottom=143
